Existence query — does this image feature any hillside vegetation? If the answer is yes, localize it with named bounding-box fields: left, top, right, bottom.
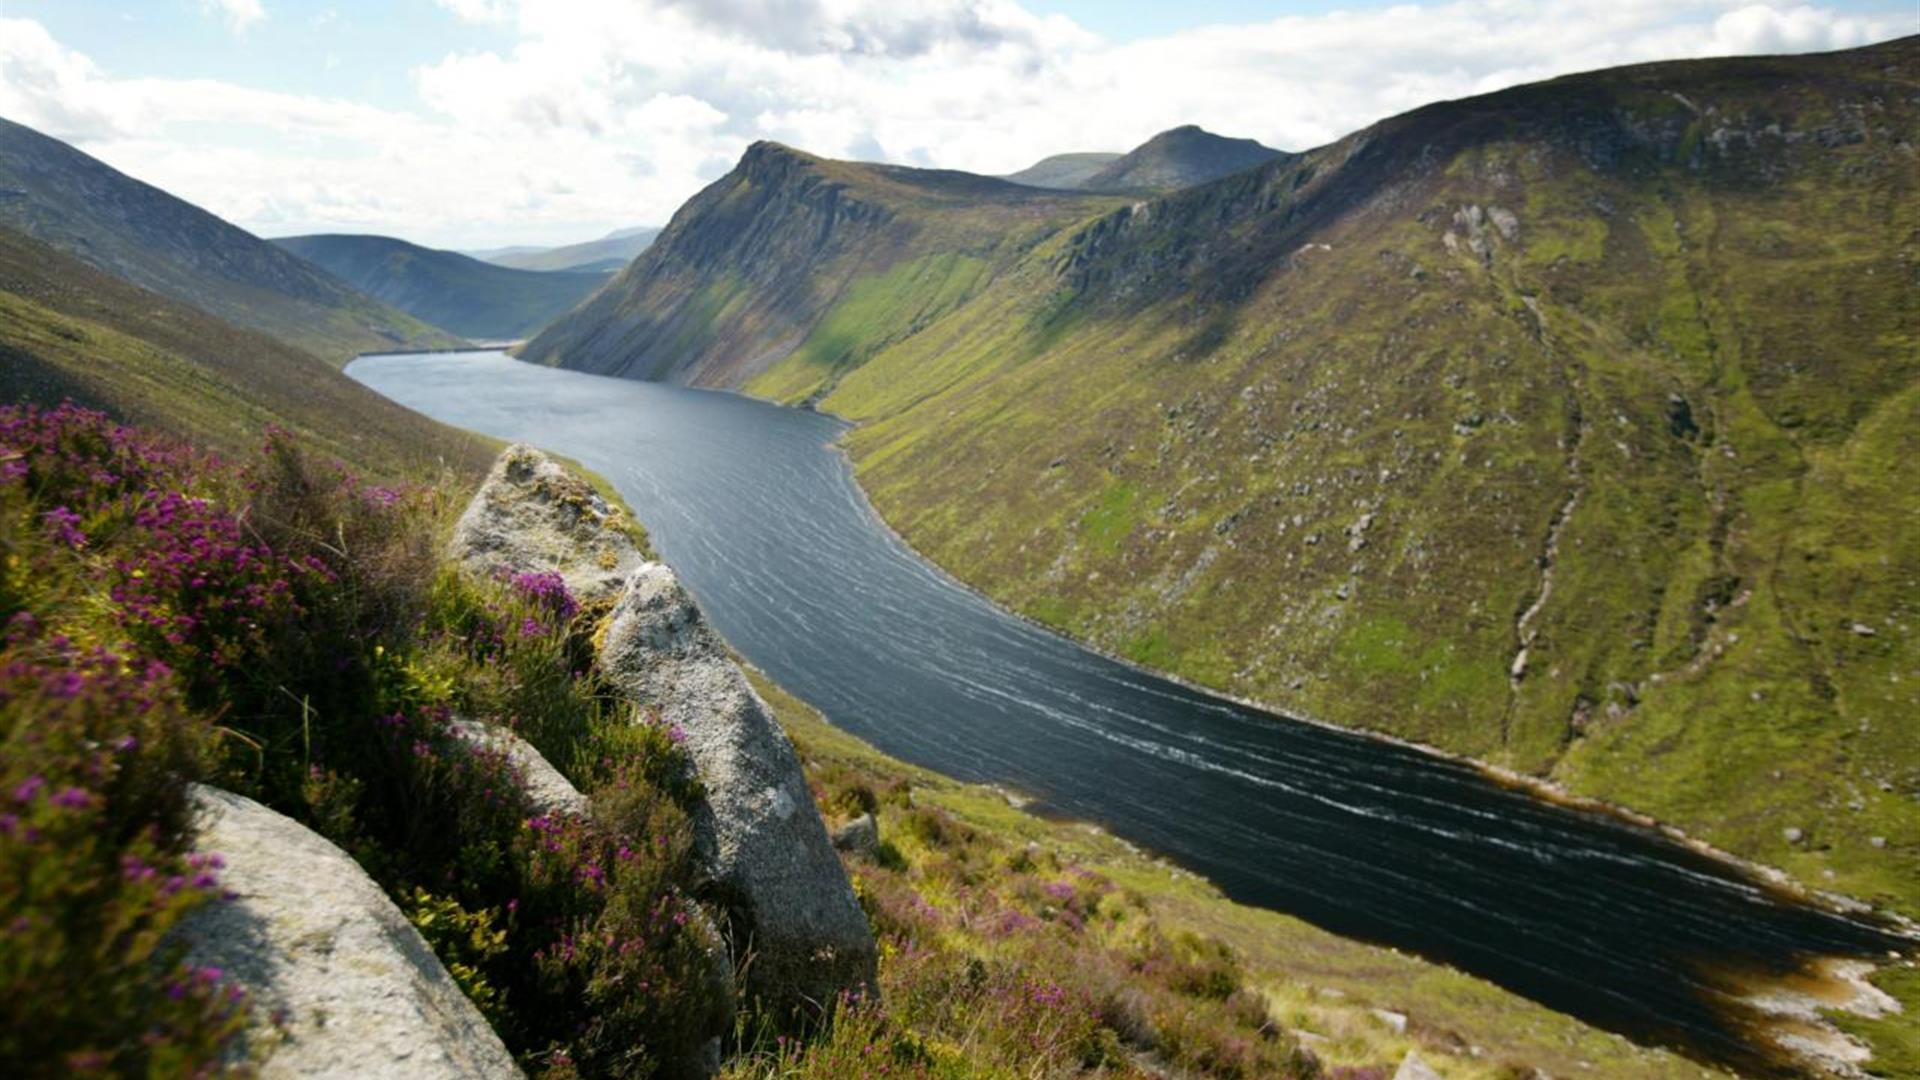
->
left=530, top=34, right=1920, bottom=948
left=0, top=226, right=491, bottom=482
left=0, top=118, right=459, bottom=364
left=274, top=233, right=607, bottom=341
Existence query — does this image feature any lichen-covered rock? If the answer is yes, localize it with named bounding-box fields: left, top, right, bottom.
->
left=178, top=785, right=521, bottom=1078
left=600, top=562, right=877, bottom=1016
left=450, top=444, right=645, bottom=604
left=448, top=718, right=591, bottom=820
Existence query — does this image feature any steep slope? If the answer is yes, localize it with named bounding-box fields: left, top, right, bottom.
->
left=1078, top=125, right=1287, bottom=192
left=1001, top=151, right=1122, bottom=189
left=473, top=226, right=661, bottom=273
left=0, top=226, right=491, bottom=481
left=537, top=36, right=1920, bottom=942
left=517, top=143, right=1124, bottom=396
left=823, top=39, right=1920, bottom=920
left=0, top=117, right=460, bottom=364
left=273, top=234, right=606, bottom=340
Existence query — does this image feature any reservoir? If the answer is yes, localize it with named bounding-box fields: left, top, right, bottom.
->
left=351, top=349, right=1906, bottom=1075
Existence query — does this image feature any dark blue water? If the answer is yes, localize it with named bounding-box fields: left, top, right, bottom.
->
left=350, top=350, right=1906, bottom=1075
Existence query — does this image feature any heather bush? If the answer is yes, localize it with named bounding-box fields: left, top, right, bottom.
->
left=0, top=405, right=721, bottom=1078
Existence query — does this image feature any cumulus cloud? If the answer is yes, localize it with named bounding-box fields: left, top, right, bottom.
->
left=199, top=0, right=266, bottom=34
left=0, top=2, right=1911, bottom=247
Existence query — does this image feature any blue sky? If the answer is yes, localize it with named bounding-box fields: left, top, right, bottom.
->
left=2, top=1, right=1912, bottom=248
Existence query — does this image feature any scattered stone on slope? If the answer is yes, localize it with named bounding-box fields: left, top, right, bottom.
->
left=449, top=444, right=646, bottom=604
left=448, top=717, right=591, bottom=820
left=178, top=785, right=522, bottom=1079
left=831, top=812, right=879, bottom=858
left=600, top=561, right=878, bottom=1016
left=1394, top=1049, right=1444, bottom=1080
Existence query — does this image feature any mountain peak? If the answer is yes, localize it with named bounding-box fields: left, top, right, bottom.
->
left=1079, top=125, right=1287, bottom=193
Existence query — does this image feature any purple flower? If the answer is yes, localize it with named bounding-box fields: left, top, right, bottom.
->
left=50, top=786, right=92, bottom=810
left=41, top=506, right=85, bottom=548
left=12, top=776, right=45, bottom=804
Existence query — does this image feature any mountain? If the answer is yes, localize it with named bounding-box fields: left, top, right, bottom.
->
left=1077, top=125, right=1287, bottom=192
left=0, top=118, right=459, bottom=365
left=273, top=234, right=608, bottom=341
left=517, top=144, right=1125, bottom=391
left=523, top=35, right=1920, bottom=937
left=1001, top=151, right=1122, bottom=190
left=473, top=225, right=662, bottom=273
left=0, top=226, right=491, bottom=480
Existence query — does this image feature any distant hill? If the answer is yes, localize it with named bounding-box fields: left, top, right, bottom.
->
left=1000, top=152, right=1122, bottom=190
left=516, top=143, right=1124, bottom=389
left=0, top=226, right=491, bottom=481
left=1077, top=125, right=1288, bottom=192
left=0, top=118, right=459, bottom=365
left=472, top=226, right=661, bottom=273
left=274, top=234, right=608, bottom=341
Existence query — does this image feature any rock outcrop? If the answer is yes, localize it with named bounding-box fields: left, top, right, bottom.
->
left=449, top=718, right=592, bottom=820
left=178, top=785, right=522, bottom=1078
left=448, top=445, right=876, bottom=1019
left=600, top=562, right=878, bottom=1015
left=449, top=444, right=647, bottom=604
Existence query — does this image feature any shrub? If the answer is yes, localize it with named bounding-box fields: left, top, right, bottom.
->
left=0, top=638, right=243, bottom=1074
left=0, top=406, right=724, bottom=1078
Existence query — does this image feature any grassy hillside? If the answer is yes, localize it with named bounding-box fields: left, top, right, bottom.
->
left=518, top=143, right=1126, bottom=391
left=1002, top=152, right=1122, bottom=190
left=274, top=234, right=607, bottom=341
left=0, top=117, right=460, bottom=364
left=474, top=226, right=661, bottom=273
left=823, top=40, right=1920, bottom=923
left=0, top=226, right=491, bottom=482
left=537, top=34, right=1920, bottom=949
left=1078, top=125, right=1289, bottom=193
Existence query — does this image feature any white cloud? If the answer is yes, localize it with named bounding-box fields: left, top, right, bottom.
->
left=199, top=0, right=266, bottom=34
left=0, top=2, right=1912, bottom=248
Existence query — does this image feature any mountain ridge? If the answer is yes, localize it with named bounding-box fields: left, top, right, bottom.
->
left=0, top=117, right=459, bottom=364
left=0, top=224, right=490, bottom=480
left=273, top=233, right=607, bottom=341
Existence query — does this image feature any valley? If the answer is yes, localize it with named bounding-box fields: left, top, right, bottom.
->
left=1, top=14, right=1914, bottom=1078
